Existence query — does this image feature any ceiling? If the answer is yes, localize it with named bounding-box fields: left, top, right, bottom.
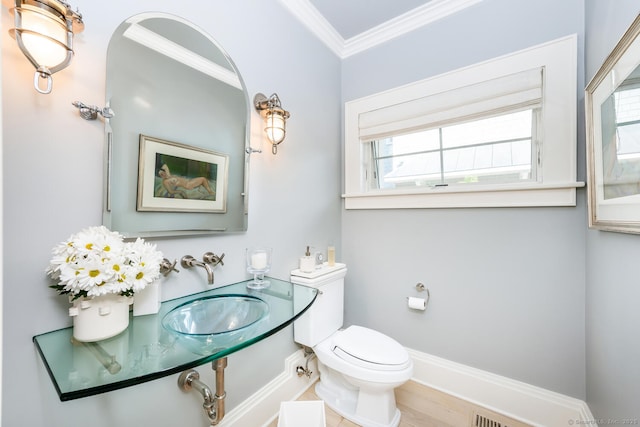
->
left=278, top=0, right=482, bottom=58
left=307, top=0, right=433, bottom=40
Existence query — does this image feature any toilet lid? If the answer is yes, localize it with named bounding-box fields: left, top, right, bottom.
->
left=332, top=325, right=409, bottom=370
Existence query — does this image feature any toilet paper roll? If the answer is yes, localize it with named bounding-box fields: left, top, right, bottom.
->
left=407, top=297, right=427, bottom=311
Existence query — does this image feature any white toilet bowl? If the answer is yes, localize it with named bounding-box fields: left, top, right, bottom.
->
left=312, top=325, right=413, bottom=427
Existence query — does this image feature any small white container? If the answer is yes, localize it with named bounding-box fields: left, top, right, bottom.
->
left=133, top=282, right=161, bottom=316
left=277, top=400, right=326, bottom=427
left=299, top=256, right=316, bottom=273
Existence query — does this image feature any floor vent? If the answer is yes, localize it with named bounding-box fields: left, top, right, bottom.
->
left=472, top=409, right=532, bottom=427
left=474, top=413, right=504, bottom=427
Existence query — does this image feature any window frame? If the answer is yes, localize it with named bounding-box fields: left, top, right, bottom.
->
left=343, top=34, right=583, bottom=209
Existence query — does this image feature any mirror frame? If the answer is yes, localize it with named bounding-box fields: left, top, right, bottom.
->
left=586, top=13, right=640, bottom=234
left=103, top=12, right=251, bottom=238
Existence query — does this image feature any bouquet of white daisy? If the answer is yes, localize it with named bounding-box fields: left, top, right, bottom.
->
left=46, top=225, right=163, bottom=299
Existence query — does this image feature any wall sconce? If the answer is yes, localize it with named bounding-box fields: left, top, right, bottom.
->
left=3, top=0, right=84, bottom=94
left=254, top=93, right=290, bottom=155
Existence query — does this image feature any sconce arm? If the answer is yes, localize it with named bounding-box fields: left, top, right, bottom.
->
left=72, top=101, right=115, bottom=120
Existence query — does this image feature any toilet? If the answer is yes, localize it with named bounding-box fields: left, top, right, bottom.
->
left=291, top=264, right=413, bottom=427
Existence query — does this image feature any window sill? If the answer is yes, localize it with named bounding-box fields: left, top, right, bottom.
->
left=342, top=182, right=585, bottom=209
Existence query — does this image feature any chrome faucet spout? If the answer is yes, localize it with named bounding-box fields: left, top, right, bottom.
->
left=181, top=255, right=214, bottom=284
left=202, top=262, right=214, bottom=284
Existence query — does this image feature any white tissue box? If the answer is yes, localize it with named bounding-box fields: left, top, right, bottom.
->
left=277, top=400, right=326, bottom=427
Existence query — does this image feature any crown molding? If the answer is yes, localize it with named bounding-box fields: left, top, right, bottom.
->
left=277, top=0, right=345, bottom=56
left=278, top=0, right=483, bottom=59
left=343, top=0, right=483, bottom=57
left=123, top=23, right=242, bottom=89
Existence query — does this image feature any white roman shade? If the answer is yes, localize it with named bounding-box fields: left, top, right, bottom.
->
left=358, top=67, right=543, bottom=141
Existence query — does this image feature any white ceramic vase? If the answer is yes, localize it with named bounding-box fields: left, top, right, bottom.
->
left=68, top=294, right=132, bottom=342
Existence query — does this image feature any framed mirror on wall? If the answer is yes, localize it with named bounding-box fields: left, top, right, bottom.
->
left=103, top=12, right=250, bottom=238
left=586, top=13, right=640, bottom=234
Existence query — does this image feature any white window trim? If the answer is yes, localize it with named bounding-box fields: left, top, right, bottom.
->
left=343, top=34, right=584, bottom=209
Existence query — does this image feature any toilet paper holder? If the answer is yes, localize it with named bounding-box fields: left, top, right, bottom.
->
left=406, top=282, right=430, bottom=310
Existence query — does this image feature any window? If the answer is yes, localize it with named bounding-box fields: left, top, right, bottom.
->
left=600, top=79, right=640, bottom=200
left=344, top=35, right=582, bottom=209
left=612, top=83, right=640, bottom=162
left=369, top=109, right=539, bottom=190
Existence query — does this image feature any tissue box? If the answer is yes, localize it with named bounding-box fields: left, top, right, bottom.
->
left=277, top=400, right=326, bottom=427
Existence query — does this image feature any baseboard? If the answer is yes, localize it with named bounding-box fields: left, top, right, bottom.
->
left=217, top=347, right=593, bottom=427
left=407, top=348, right=594, bottom=427
left=216, top=348, right=319, bottom=427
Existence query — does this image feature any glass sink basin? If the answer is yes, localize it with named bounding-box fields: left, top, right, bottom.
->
left=162, top=294, right=270, bottom=354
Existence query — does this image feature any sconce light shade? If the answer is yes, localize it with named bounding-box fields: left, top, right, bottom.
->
left=265, top=110, right=286, bottom=145
left=3, top=0, right=84, bottom=94
left=254, top=93, right=290, bottom=155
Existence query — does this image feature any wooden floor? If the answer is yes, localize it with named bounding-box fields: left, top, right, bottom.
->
left=268, top=379, right=531, bottom=427
left=267, top=380, right=441, bottom=427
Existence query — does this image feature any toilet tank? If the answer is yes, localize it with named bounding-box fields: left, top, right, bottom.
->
left=290, top=264, right=347, bottom=347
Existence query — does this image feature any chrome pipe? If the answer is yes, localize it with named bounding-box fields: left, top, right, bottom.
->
left=211, top=358, right=228, bottom=425
left=178, top=370, right=213, bottom=403
left=177, top=357, right=228, bottom=425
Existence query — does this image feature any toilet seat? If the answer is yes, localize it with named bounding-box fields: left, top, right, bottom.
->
left=313, top=326, right=413, bottom=385
left=332, top=326, right=411, bottom=371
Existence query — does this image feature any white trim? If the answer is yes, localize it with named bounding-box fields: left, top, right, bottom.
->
left=122, top=23, right=243, bottom=90
left=343, top=182, right=585, bottom=209
left=407, top=349, right=594, bottom=427
left=278, top=0, right=483, bottom=58
left=342, top=0, right=483, bottom=58
left=216, top=349, right=318, bottom=427
left=276, top=0, right=344, bottom=56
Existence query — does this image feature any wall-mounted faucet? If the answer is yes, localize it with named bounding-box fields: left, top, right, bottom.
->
left=181, top=252, right=225, bottom=284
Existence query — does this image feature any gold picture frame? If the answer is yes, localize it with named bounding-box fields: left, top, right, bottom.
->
left=586, top=14, right=640, bottom=234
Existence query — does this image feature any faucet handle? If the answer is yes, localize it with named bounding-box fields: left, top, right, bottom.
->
left=160, top=258, right=180, bottom=276
left=203, top=252, right=225, bottom=267
left=181, top=255, right=198, bottom=268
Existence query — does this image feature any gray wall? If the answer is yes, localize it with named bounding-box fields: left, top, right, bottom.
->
left=1, top=1, right=341, bottom=426
left=584, top=0, right=640, bottom=422
left=5, top=0, right=640, bottom=425
left=340, top=0, right=588, bottom=398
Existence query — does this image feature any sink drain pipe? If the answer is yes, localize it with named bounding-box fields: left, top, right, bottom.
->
left=178, top=358, right=228, bottom=425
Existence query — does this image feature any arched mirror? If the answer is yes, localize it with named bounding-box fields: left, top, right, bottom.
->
left=103, top=12, right=249, bottom=237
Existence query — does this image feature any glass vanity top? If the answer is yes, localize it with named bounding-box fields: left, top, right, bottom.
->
left=33, top=278, right=317, bottom=401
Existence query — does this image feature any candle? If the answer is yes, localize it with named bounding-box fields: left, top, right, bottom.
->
left=327, top=246, right=335, bottom=266
left=251, top=252, right=267, bottom=269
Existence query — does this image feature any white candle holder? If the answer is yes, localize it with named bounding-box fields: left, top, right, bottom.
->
left=246, top=247, right=272, bottom=289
